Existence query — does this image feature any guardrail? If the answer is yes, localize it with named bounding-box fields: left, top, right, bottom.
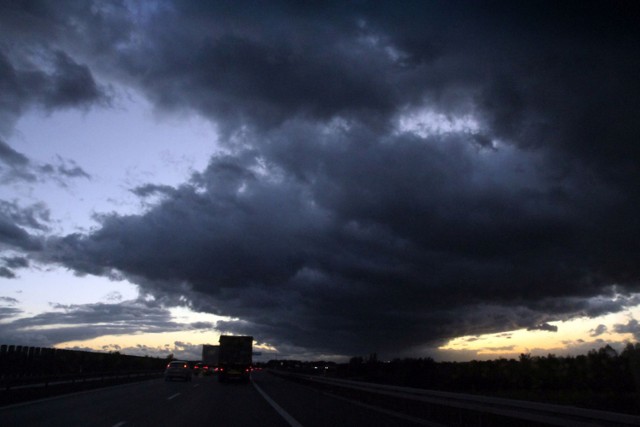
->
left=0, top=370, right=163, bottom=406
left=1, top=370, right=162, bottom=391
left=271, top=370, right=640, bottom=426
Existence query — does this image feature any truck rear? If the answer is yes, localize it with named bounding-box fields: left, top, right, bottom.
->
left=202, top=344, right=219, bottom=375
left=218, top=335, right=253, bottom=383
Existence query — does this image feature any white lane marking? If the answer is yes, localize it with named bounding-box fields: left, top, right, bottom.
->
left=253, top=381, right=304, bottom=427
left=112, top=423, right=126, bottom=427
left=322, top=391, right=446, bottom=427
left=167, top=393, right=181, bottom=400
left=192, top=383, right=199, bottom=388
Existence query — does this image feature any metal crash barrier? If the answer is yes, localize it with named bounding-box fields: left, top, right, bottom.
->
left=271, top=370, right=640, bottom=426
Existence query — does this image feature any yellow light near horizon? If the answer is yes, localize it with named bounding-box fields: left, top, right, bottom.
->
left=55, top=328, right=278, bottom=356
left=56, top=329, right=222, bottom=353
left=439, top=307, right=640, bottom=359
left=54, top=307, right=234, bottom=354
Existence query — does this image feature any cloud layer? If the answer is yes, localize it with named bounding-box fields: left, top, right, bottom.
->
left=1, top=1, right=640, bottom=357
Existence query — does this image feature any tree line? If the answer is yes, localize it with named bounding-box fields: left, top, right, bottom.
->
left=272, top=343, right=640, bottom=414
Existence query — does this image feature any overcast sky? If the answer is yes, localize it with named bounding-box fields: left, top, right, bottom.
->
left=1, top=0, right=639, bottom=361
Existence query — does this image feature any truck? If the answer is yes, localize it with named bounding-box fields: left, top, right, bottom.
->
left=217, top=335, right=253, bottom=383
left=202, top=344, right=219, bottom=374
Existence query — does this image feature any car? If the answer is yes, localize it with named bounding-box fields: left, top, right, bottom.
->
left=192, top=362, right=206, bottom=376
left=164, top=360, right=192, bottom=381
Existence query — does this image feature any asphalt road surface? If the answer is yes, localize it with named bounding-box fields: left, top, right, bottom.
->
left=0, top=371, right=440, bottom=426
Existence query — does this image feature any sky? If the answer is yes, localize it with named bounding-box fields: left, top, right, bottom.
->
left=1, top=0, right=639, bottom=362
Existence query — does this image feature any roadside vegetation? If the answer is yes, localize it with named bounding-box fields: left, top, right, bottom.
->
left=270, top=343, right=640, bottom=415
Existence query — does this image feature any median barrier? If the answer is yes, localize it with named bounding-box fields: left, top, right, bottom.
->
left=270, top=369, right=640, bottom=426
left=0, top=370, right=164, bottom=406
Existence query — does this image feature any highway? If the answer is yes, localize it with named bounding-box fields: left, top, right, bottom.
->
left=0, top=371, right=438, bottom=427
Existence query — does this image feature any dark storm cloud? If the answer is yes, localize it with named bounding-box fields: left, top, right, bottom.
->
left=0, top=306, right=22, bottom=319
left=0, top=49, right=108, bottom=137
left=7, top=1, right=640, bottom=357
left=130, top=183, right=178, bottom=199
left=0, top=218, right=42, bottom=251
left=49, top=156, right=92, bottom=180
left=613, top=319, right=640, bottom=341
left=0, top=139, right=30, bottom=167
left=0, top=299, right=182, bottom=346
left=0, top=200, right=47, bottom=253
left=0, top=139, right=91, bottom=184
left=0, top=267, right=16, bottom=279
left=0, top=200, right=50, bottom=231
left=527, top=323, right=558, bottom=333
left=0, top=0, right=116, bottom=135
left=0, top=139, right=37, bottom=182
left=189, top=322, right=214, bottom=330
left=108, top=3, right=398, bottom=135
left=0, top=296, right=22, bottom=320
left=590, top=324, right=608, bottom=337
left=42, top=51, right=106, bottom=110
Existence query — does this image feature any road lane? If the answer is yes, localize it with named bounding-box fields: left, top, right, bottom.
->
left=0, top=379, right=164, bottom=426
left=123, top=375, right=291, bottom=427
left=1, top=371, right=440, bottom=426
left=0, top=375, right=290, bottom=427
left=254, top=380, right=304, bottom=427
left=251, top=371, right=437, bottom=426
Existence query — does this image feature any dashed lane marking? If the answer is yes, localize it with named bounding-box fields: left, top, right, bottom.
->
left=167, top=393, right=181, bottom=400
left=253, top=381, right=304, bottom=427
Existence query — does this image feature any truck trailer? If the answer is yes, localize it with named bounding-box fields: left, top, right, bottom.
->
left=202, top=344, right=219, bottom=373
left=218, top=335, right=252, bottom=383
left=202, top=344, right=219, bottom=365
